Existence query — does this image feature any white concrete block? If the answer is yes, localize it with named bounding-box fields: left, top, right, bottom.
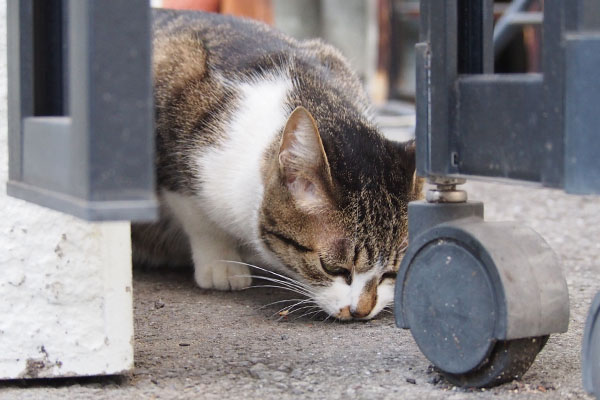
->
left=0, top=0, right=134, bottom=379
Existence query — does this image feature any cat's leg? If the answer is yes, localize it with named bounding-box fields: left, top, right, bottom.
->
left=187, top=228, right=251, bottom=291
left=163, top=191, right=251, bottom=290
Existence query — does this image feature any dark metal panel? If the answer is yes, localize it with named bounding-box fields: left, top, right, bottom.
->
left=7, top=0, right=157, bottom=221
left=66, top=0, right=90, bottom=199
left=417, top=0, right=458, bottom=177
left=567, top=0, right=600, bottom=31
left=68, top=0, right=156, bottom=203
left=457, top=0, right=487, bottom=74
left=580, top=0, right=600, bottom=30
left=7, top=0, right=34, bottom=183
left=33, top=0, right=65, bottom=116
left=539, top=0, right=566, bottom=187
left=415, top=43, right=429, bottom=177
left=7, top=181, right=159, bottom=221
left=564, top=34, right=600, bottom=194
left=481, top=0, right=494, bottom=74
left=417, top=0, right=494, bottom=179
left=456, top=74, right=546, bottom=182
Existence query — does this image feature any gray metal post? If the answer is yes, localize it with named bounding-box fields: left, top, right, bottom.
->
left=7, top=0, right=158, bottom=221
left=416, top=0, right=600, bottom=192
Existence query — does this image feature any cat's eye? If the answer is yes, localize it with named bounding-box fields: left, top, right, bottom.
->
left=380, top=271, right=397, bottom=283
left=319, top=257, right=351, bottom=283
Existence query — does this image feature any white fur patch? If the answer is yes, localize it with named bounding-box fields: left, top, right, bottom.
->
left=196, top=75, right=292, bottom=244
left=369, top=280, right=395, bottom=318
left=316, top=278, right=351, bottom=316
left=162, top=191, right=251, bottom=290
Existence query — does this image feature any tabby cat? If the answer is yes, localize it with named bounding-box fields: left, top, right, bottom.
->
left=132, top=9, right=421, bottom=320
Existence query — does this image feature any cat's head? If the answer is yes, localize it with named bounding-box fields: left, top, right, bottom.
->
left=259, top=106, right=421, bottom=320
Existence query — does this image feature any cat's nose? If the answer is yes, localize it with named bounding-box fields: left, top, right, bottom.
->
left=350, top=308, right=370, bottom=319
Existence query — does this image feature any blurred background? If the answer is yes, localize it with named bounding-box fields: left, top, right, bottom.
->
left=152, top=0, right=544, bottom=140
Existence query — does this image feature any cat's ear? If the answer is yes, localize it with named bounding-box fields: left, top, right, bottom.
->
left=278, top=106, right=333, bottom=212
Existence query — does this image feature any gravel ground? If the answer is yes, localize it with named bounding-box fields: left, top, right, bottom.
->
left=0, top=180, right=598, bottom=399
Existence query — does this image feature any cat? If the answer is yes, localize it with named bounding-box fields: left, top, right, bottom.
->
left=131, top=9, right=421, bottom=320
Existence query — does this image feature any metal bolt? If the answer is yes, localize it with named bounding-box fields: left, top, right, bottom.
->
left=426, top=177, right=468, bottom=203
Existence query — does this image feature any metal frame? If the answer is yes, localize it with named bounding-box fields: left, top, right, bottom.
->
left=416, top=0, right=600, bottom=194
left=7, top=0, right=158, bottom=221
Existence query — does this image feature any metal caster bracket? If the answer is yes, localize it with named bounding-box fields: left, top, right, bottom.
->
left=394, top=181, right=570, bottom=388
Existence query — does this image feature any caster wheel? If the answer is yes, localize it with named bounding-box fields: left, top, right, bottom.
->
left=583, top=292, right=600, bottom=397
left=395, top=209, right=569, bottom=388
left=442, top=336, right=549, bottom=388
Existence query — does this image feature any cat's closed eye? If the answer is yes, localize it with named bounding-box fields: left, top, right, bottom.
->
left=379, top=271, right=397, bottom=284
left=319, top=257, right=351, bottom=283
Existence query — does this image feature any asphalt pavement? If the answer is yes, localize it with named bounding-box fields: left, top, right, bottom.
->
left=1, top=180, right=598, bottom=399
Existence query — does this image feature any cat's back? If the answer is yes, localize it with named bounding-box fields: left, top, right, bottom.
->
left=154, top=9, right=291, bottom=75
left=152, top=8, right=363, bottom=90
left=152, top=9, right=372, bottom=195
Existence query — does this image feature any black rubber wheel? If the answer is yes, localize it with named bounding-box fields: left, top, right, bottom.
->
left=441, top=335, right=549, bottom=388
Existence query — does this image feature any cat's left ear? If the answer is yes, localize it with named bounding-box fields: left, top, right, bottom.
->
left=278, top=106, right=333, bottom=212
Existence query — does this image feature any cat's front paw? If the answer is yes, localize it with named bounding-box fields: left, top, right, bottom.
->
left=194, top=260, right=251, bottom=291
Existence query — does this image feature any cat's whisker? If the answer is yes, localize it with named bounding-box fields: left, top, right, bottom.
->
left=285, top=305, right=321, bottom=317
left=292, top=308, right=322, bottom=321
left=274, top=302, right=306, bottom=319
left=267, top=296, right=327, bottom=320
left=273, top=299, right=315, bottom=317
left=276, top=304, right=320, bottom=321
left=259, top=298, right=306, bottom=310
left=309, top=311, right=324, bottom=321
left=238, top=276, right=313, bottom=298
left=235, top=274, right=318, bottom=297
left=219, top=260, right=314, bottom=293
left=310, top=310, right=329, bottom=322
left=287, top=303, right=318, bottom=315
left=398, top=238, right=409, bottom=255
left=218, top=261, right=333, bottom=317
left=243, top=284, right=315, bottom=298
left=383, top=305, right=395, bottom=313
left=255, top=271, right=315, bottom=293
